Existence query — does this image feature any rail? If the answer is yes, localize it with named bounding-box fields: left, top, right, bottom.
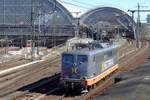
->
left=43, top=43, right=67, bottom=60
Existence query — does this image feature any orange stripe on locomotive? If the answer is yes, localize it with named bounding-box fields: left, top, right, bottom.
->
left=85, top=64, right=118, bottom=86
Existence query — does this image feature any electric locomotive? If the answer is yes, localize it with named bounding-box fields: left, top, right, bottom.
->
left=61, top=41, right=118, bottom=92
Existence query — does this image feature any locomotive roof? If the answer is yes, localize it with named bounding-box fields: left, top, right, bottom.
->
left=64, top=42, right=118, bottom=55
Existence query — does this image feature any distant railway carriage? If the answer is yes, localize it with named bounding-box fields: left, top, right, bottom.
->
left=61, top=42, right=119, bottom=92
left=122, top=31, right=135, bottom=39
left=26, top=40, right=32, bottom=47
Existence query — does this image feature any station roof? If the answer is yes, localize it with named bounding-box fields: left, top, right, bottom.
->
left=80, top=7, right=136, bottom=31
left=0, top=0, right=76, bottom=36
left=0, top=0, right=75, bottom=26
left=39, top=0, right=75, bottom=26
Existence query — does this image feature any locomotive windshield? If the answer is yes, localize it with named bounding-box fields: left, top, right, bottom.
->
left=62, top=54, right=74, bottom=64
left=77, top=55, right=88, bottom=64
left=62, top=54, right=87, bottom=65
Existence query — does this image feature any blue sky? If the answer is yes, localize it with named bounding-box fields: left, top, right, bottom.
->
left=59, top=0, right=150, bottom=22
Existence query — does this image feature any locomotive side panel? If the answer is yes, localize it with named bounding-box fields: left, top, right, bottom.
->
left=85, top=47, right=118, bottom=86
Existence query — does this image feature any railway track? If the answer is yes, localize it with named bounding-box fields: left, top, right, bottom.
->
left=0, top=59, right=31, bottom=71
left=13, top=41, right=141, bottom=100
left=78, top=41, right=149, bottom=100
left=119, top=41, right=136, bottom=59
left=0, top=56, right=60, bottom=99
left=0, top=40, right=148, bottom=100
left=0, top=45, right=66, bottom=99
left=13, top=74, right=61, bottom=100
left=44, top=41, right=148, bottom=100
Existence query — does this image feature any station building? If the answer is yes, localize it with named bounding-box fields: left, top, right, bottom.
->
left=0, top=0, right=75, bottom=47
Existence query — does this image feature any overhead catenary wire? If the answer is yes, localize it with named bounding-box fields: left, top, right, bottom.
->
left=58, top=0, right=91, bottom=9
left=70, top=0, right=96, bottom=7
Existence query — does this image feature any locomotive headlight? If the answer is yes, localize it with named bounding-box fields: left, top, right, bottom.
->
left=71, top=67, right=78, bottom=74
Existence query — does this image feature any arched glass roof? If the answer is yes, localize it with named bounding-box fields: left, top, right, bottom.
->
left=35, top=0, right=75, bottom=26
left=0, top=0, right=75, bottom=36
left=80, top=7, right=136, bottom=31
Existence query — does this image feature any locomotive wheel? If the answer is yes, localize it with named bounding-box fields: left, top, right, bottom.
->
left=92, top=84, right=96, bottom=89
left=87, top=86, right=91, bottom=91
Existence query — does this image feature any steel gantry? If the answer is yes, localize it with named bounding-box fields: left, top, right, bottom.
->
left=128, top=3, right=150, bottom=48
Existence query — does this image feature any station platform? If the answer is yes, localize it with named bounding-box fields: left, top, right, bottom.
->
left=93, top=62, right=150, bottom=100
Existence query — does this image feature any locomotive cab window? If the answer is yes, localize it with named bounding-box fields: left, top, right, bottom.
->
left=77, top=55, right=88, bottom=64
left=62, top=54, right=74, bottom=63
